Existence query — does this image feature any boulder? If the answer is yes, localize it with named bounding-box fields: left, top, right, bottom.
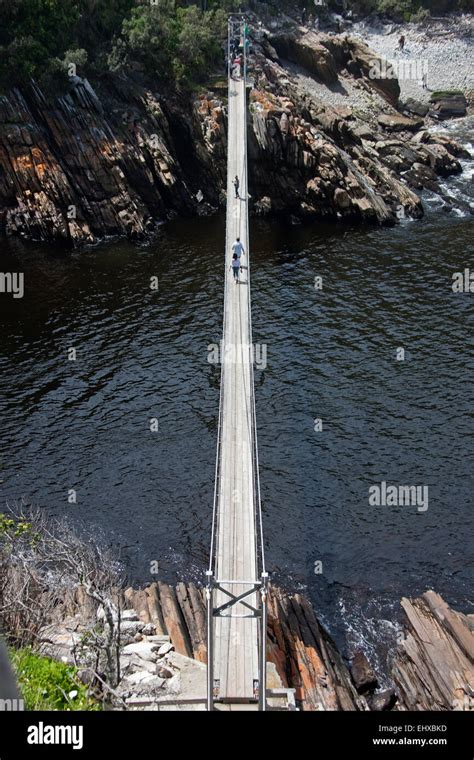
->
left=120, top=655, right=156, bottom=675
left=410, top=130, right=431, bottom=145
left=353, top=125, right=376, bottom=141
left=121, top=672, right=165, bottom=692
left=121, top=609, right=140, bottom=622
left=429, top=92, right=467, bottom=120
left=429, top=134, right=471, bottom=160
left=378, top=113, right=423, bottom=133
left=157, top=641, right=174, bottom=656
left=420, top=143, right=462, bottom=177
left=270, top=33, right=339, bottom=85
left=403, top=98, right=429, bottom=118
left=404, top=162, right=439, bottom=190
left=351, top=650, right=379, bottom=694
left=370, top=688, right=397, bottom=711
left=333, top=187, right=351, bottom=209
left=347, top=39, right=400, bottom=107
left=156, top=665, right=174, bottom=679
left=121, top=641, right=160, bottom=662
left=120, top=621, right=144, bottom=635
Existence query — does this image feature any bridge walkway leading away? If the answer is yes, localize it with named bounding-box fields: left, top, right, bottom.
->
left=206, top=17, right=267, bottom=710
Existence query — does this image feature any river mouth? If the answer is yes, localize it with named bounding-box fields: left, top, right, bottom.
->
left=0, top=122, right=473, bottom=679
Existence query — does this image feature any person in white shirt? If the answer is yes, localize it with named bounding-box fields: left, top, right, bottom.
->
left=232, top=237, right=244, bottom=260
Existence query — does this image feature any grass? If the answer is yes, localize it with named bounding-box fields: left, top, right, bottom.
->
left=10, top=647, right=101, bottom=711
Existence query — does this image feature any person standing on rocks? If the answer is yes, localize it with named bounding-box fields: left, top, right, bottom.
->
left=233, top=175, right=240, bottom=199
left=231, top=253, right=240, bottom=282
left=301, top=7, right=307, bottom=26
left=398, top=35, right=405, bottom=53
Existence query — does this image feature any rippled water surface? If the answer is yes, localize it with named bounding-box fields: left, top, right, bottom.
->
left=1, top=122, right=473, bottom=671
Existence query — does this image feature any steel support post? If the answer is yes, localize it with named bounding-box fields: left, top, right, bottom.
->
left=206, top=570, right=214, bottom=711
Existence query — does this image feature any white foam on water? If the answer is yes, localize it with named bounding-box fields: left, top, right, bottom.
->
left=452, top=207, right=468, bottom=218
left=336, top=594, right=403, bottom=690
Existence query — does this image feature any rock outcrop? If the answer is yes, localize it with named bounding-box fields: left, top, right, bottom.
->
left=242, top=25, right=468, bottom=226
left=0, top=76, right=221, bottom=245
left=13, top=574, right=474, bottom=711
left=270, top=31, right=401, bottom=107
left=392, top=591, right=474, bottom=711
left=0, top=22, right=469, bottom=246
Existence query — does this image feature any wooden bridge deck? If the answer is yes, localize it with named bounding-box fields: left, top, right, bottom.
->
left=212, top=68, right=260, bottom=702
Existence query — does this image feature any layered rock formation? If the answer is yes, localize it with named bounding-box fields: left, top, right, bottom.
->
left=0, top=23, right=469, bottom=246
left=0, top=76, right=221, bottom=245
left=391, top=591, right=474, bottom=711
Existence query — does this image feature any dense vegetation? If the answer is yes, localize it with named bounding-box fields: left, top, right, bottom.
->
left=0, top=0, right=230, bottom=91
left=11, top=647, right=100, bottom=710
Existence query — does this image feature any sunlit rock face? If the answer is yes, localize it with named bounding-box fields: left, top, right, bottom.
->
left=0, top=25, right=467, bottom=244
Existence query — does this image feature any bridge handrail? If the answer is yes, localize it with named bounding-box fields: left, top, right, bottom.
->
left=208, top=165, right=229, bottom=577
left=242, top=21, right=266, bottom=576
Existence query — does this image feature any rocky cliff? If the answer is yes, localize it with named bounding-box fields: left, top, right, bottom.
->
left=0, top=23, right=469, bottom=246
left=0, top=74, right=224, bottom=245
left=245, top=27, right=469, bottom=224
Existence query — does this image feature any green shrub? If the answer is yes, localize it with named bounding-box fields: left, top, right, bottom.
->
left=0, top=36, right=47, bottom=85
left=410, top=7, right=431, bottom=21
left=11, top=647, right=100, bottom=711
left=109, top=2, right=227, bottom=88
left=376, top=0, right=414, bottom=20
left=430, top=89, right=465, bottom=99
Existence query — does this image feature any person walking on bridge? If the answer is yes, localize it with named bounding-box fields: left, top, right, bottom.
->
left=233, top=175, right=240, bottom=199
left=231, top=253, right=240, bottom=282
left=232, top=236, right=244, bottom=262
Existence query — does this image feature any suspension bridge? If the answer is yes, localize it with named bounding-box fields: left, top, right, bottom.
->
left=206, top=17, right=268, bottom=711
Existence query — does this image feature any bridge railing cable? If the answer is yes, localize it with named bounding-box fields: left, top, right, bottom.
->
left=242, top=21, right=266, bottom=577
left=208, top=23, right=232, bottom=572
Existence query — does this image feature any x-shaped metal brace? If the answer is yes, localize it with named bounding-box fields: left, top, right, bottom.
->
left=213, top=581, right=262, bottom=618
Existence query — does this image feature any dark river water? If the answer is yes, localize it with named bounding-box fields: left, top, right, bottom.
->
left=1, top=120, right=473, bottom=676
